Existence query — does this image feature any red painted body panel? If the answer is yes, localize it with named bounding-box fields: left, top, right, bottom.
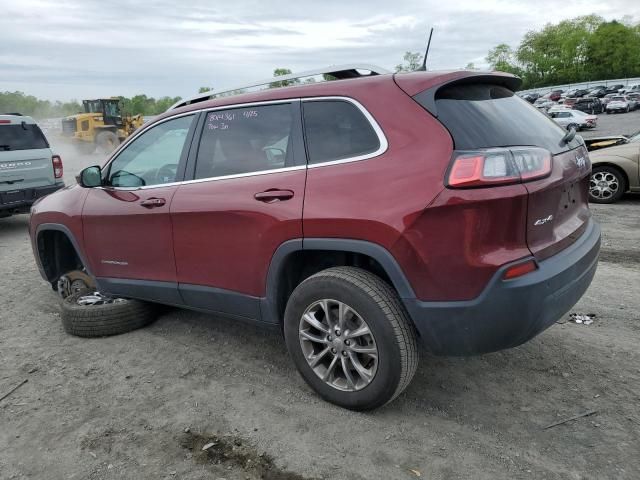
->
left=524, top=146, right=592, bottom=260
left=171, top=170, right=305, bottom=296
left=393, top=184, right=532, bottom=300
left=82, top=186, right=178, bottom=282
left=29, top=184, right=89, bottom=255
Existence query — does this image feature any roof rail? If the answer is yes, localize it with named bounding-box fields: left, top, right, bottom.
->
left=168, top=63, right=390, bottom=111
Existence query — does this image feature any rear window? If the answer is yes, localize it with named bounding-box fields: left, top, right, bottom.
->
left=302, top=100, right=380, bottom=164
left=0, top=124, right=49, bottom=151
left=425, top=84, right=579, bottom=154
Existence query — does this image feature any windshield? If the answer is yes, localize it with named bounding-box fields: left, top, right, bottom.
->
left=84, top=100, right=103, bottom=113
left=0, top=124, right=49, bottom=151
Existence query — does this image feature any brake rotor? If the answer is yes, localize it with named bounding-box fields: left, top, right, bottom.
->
left=57, top=270, right=96, bottom=299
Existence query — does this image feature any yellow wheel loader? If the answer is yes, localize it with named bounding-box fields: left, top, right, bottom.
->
left=61, top=99, right=144, bottom=154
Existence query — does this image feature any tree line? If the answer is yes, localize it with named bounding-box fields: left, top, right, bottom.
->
left=0, top=92, right=182, bottom=118
left=486, top=15, right=640, bottom=89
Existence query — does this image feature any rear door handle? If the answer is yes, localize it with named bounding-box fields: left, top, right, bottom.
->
left=140, top=197, right=166, bottom=208
left=254, top=189, right=294, bottom=203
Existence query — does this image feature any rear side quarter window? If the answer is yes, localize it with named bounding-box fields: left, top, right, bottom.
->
left=302, top=100, right=381, bottom=164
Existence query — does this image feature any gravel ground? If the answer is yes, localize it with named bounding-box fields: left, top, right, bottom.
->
left=1, top=136, right=639, bottom=479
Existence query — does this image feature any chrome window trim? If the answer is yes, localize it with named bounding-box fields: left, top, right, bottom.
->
left=102, top=96, right=387, bottom=191
left=302, top=96, right=389, bottom=169
left=99, top=165, right=308, bottom=191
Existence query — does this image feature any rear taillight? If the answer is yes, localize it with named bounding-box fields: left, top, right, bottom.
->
left=52, top=155, right=63, bottom=179
left=447, top=147, right=552, bottom=188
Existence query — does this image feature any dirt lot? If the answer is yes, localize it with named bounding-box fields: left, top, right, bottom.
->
left=1, top=131, right=640, bottom=480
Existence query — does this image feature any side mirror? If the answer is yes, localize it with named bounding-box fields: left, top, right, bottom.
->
left=77, top=165, right=103, bottom=188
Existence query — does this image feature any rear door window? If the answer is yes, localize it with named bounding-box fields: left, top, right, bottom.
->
left=194, top=103, right=295, bottom=179
left=302, top=100, right=381, bottom=164
left=0, top=124, right=49, bottom=151
left=421, top=84, right=581, bottom=154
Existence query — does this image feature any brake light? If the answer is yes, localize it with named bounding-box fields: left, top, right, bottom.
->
left=0, top=120, right=11, bottom=124
left=503, top=259, right=537, bottom=280
left=448, top=147, right=552, bottom=188
left=52, top=155, right=63, bottom=179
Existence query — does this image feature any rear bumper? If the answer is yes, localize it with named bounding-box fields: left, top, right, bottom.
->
left=404, top=219, right=600, bottom=355
left=0, top=183, right=64, bottom=213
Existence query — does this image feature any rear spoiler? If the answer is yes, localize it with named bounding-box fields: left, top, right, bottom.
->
left=397, top=72, right=522, bottom=117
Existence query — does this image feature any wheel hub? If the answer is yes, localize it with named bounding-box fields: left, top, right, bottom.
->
left=57, top=270, right=95, bottom=300
left=76, top=291, right=125, bottom=306
left=590, top=171, right=619, bottom=200
left=299, top=299, right=378, bottom=392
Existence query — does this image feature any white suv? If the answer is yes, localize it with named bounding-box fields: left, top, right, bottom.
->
left=0, top=114, right=64, bottom=218
left=606, top=96, right=632, bottom=113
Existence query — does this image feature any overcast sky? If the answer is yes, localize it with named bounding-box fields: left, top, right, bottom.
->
left=1, top=0, right=638, bottom=101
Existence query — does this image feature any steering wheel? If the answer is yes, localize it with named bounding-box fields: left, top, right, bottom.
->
left=154, top=163, right=178, bottom=184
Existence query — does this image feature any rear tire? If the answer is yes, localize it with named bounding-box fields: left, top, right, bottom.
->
left=589, top=166, right=626, bottom=204
left=61, top=289, right=156, bottom=337
left=96, top=130, right=120, bottom=154
left=283, top=267, right=418, bottom=410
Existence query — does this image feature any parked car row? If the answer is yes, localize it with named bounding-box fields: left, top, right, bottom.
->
left=522, top=84, right=640, bottom=116
left=521, top=83, right=640, bottom=103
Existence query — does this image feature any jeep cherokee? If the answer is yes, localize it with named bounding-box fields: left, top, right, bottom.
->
left=30, top=68, right=600, bottom=410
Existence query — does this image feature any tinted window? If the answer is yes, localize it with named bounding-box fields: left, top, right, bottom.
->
left=108, top=115, right=193, bottom=187
left=427, top=84, right=579, bottom=154
left=303, top=100, right=380, bottom=164
left=195, top=104, right=294, bottom=179
left=0, top=124, right=48, bottom=151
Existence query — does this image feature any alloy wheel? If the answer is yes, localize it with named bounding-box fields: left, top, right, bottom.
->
left=590, top=171, right=619, bottom=201
left=76, top=291, right=126, bottom=306
left=299, top=299, right=378, bottom=392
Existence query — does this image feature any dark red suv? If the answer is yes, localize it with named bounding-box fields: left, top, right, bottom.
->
left=30, top=68, right=600, bottom=410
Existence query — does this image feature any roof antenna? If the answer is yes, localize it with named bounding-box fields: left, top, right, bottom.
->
left=418, top=28, right=434, bottom=71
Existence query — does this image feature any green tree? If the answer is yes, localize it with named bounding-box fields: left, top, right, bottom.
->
left=269, top=68, right=299, bottom=88
left=198, top=86, right=214, bottom=93
left=0, top=91, right=82, bottom=118
left=587, top=20, right=640, bottom=80
left=485, top=15, right=640, bottom=89
left=395, top=51, right=423, bottom=72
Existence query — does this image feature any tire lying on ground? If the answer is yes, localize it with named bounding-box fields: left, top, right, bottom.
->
left=60, top=289, right=156, bottom=337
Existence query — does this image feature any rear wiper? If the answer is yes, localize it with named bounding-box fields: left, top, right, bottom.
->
left=561, top=127, right=576, bottom=145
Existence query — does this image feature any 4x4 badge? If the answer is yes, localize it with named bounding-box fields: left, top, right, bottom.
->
left=575, top=155, right=586, bottom=168
left=534, top=215, right=553, bottom=226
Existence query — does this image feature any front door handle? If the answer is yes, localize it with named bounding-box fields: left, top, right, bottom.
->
left=140, top=197, right=166, bottom=208
left=254, top=189, right=294, bottom=203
